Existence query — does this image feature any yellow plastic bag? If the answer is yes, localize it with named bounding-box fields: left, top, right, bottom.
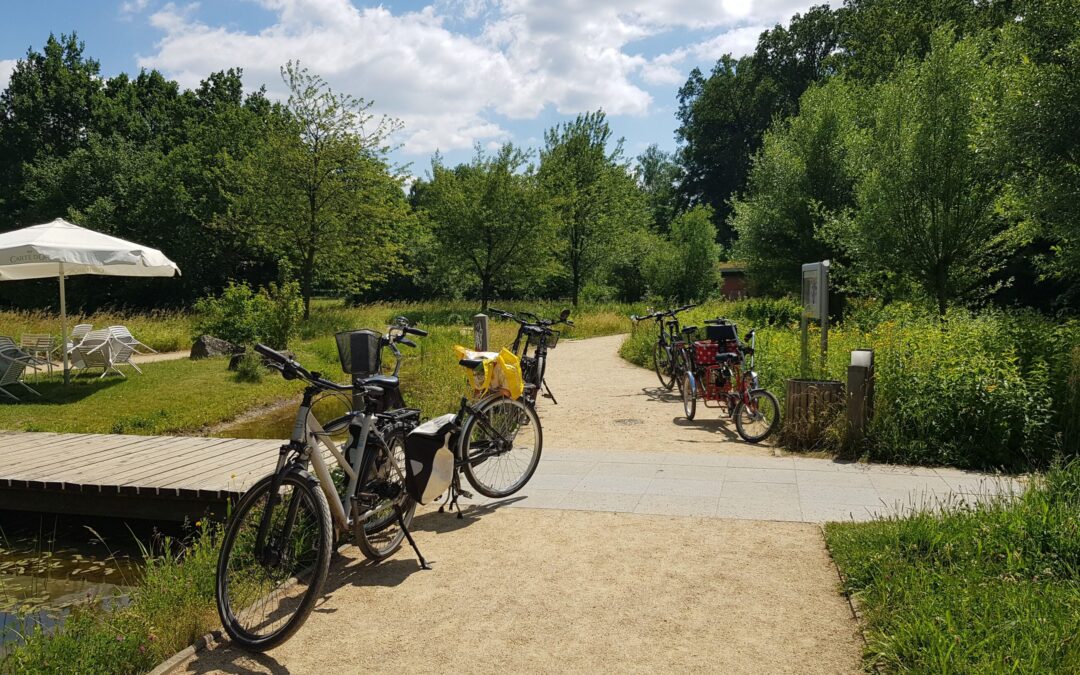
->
left=454, top=345, right=524, bottom=400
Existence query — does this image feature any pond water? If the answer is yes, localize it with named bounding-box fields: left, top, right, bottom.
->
left=217, top=395, right=353, bottom=440
left=0, top=514, right=168, bottom=653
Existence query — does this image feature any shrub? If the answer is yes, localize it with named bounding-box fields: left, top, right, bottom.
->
left=729, top=296, right=801, bottom=327
left=233, top=352, right=266, bottom=383
left=193, top=281, right=302, bottom=349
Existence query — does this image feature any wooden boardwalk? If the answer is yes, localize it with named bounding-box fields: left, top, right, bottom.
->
left=0, top=431, right=285, bottom=520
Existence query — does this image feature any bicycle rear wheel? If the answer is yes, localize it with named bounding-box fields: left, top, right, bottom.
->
left=355, top=429, right=416, bottom=561
left=216, top=469, right=332, bottom=651
left=681, top=367, right=696, bottom=420
left=461, top=396, right=542, bottom=498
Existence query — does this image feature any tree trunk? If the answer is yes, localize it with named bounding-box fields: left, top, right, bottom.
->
left=301, top=248, right=316, bottom=320
left=480, top=275, right=491, bottom=312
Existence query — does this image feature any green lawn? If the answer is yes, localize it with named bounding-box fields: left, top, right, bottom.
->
left=825, top=461, right=1080, bottom=673
left=0, top=300, right=636, bottom=436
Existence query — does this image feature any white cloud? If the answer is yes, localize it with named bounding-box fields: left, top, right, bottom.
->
left=138, top=0, right=819, bottom=155
left=121, top=0, right=152, bottom=16
left=0, top=59, right=17, bottom=91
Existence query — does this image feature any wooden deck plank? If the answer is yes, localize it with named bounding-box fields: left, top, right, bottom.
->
left=105, top=438, right=266, bottom=486
left=0, top=432, right=338, bottom=519
left=151, top=441, right=282, bottom=489
left=3, top=434, right=159, bottom=476
left=50, top=436, right=216, bottom=489
left=112, top=439, right=275, bottom=494
left=6, top=436, right=180, bottom=482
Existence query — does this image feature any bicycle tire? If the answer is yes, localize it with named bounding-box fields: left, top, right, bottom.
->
left=681, top=365, right=696, bottom=420
left=653, top=342, right=674, bottom=390
left=461, top=396, right=543, bottom=498
left=734, top=389, right=781, bottom=443
left=356, top=429, right=417, bottom=561
left=216, top=469, right=333, bottom=651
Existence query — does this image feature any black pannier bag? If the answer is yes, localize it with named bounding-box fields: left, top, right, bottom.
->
left=404, top=413, right=456, bottom=504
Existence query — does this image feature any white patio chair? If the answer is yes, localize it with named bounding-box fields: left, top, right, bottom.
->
left=107, top=325, right=157, bottom=354
left=65, top=323, right=93, bottom=353
left=71, top=330, right=132, bottom=378
left=0, top=352, right=40, bottom=400
left=20, top=333, right=57, bottom=377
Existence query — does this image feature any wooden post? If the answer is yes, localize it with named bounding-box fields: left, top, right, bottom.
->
left=846, top=366, right=867, bottom=452
left=844, top=350, right=875, bottom=456
left=473, top=314, right=489, bottom=351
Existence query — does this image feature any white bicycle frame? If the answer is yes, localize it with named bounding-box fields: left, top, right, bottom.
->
left=286, top=398, right=389, bottom=533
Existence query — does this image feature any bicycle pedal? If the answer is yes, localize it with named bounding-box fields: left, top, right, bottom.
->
left=458, top=489, right=474, bottom=499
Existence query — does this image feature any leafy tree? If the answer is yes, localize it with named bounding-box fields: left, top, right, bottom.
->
left=838, top=29, right=1008, bottom=314
left=644, top=206, right=719, bottom=302
left=0, top=33, right=102, bottom=227
left=989, top=0, right=1080, bottom=305
left=635, top=144, right=681, bottom=232
left=539, top=111, right=646, bottom=305
left=731, top=78, right=862, bottom=295
left=415, top=144, right=550, bottom=309
left=226, top=62, right=409, bottom=318
left=676, top=6, right=840, bottom=242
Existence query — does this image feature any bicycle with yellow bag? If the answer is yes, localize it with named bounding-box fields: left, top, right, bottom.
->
left=433, top=342, right=542, bottom=510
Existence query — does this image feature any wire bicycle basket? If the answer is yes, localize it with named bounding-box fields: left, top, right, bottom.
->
left=334, top=329, right=382, bottom=377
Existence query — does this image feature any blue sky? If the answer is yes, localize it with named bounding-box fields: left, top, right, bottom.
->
left=0, top=0, right=820, bottom=172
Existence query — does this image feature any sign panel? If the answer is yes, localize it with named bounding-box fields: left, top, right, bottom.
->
left=801, top=260, right=829, bottom=320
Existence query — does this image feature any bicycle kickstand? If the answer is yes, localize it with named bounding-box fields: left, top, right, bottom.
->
left=542, top=379, right=558, bottom=405
left=395, top=505, right=431, bottom=570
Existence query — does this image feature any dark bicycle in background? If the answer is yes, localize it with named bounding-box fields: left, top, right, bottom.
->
left=488, top=307, right=573, bottom=406
left=631, top=304, right=696, bottom=391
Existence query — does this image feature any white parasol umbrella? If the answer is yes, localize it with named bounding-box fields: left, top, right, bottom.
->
left=0, top=218, right=180, bottom=383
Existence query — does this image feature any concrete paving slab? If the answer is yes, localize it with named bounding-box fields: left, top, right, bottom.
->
left=720, top=481, right=799, bottom=501
left=725, top=467, right=798, bottom=484
left=715, top=497, right=803, bottom=522
left=577, top=475, right=654, bottom=494
left=559, top=490, right=642, bottom=513
left=653, top=463, right=729, bottom=481
left=647, top=477, right=725, bottom=497
left=796, top=470, right=875, bottom=488
left=634, top=494, right=719, bottom=517
left=798, top=484, right=883, bottom=507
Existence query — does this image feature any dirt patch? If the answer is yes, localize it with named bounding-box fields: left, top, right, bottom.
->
left=537, top=334, right=779, bottom=455
left=179, top=506, right=862, bottom=674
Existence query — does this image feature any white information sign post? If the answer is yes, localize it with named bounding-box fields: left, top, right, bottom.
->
left=800, top=260, right=830, bottom=375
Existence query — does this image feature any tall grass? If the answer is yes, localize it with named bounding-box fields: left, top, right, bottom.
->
left=0, top=309, right=193, bottom=353
left=825, top=460, right=1080, bottom=673
left=619, top=300, right=1080, bottom=470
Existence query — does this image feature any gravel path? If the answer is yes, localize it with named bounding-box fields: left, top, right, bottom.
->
left=179, top=508, right=862, bottom=674
left=536, top=334, right=776, bottom=455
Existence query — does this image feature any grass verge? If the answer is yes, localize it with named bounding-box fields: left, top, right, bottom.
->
left=2, top=525, right=220, bottom=674
left=824, top=460, right=1080, bottom=673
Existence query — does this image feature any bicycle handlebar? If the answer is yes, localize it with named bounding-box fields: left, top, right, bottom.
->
left=488, top=308, right=572, bottom=329
left=631, top=304, right=697, bottom=323
left=254, top=343, right=351, bottom=392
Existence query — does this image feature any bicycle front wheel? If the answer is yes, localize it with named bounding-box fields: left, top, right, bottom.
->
left=461, top=396, right=543, bottom=498
left=734, top=389, right=781, bottom=443
left=215, top=469, right=333, bottom=651
left=653, top=342, right=674, bottom=390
